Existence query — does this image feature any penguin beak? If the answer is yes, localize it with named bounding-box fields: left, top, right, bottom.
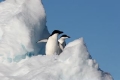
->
left=59, top=31, right=63, bottom=34
left=68, top=36, right=70, bottom=38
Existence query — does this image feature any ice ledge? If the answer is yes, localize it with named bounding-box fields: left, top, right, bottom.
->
left=58, top=37, right=113, bottom=80
left=0, top=38, right=113, bottom=80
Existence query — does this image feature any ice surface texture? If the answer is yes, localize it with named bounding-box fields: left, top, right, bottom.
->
left=0, top=38, right=113, bottom=80
left=0, top=0, right=49, bottom=62
left=0, top=1, right=113, bottom=80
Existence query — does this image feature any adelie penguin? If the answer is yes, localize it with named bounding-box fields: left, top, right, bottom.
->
left=37, top=30, right=63, bottom=55
left=57, top=34, right=70, bottom=55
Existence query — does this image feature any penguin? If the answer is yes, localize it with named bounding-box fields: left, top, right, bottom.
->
left=37, top=30, right=63, bottom=55
left=58, top=34, right=70, bottom=48
left=57, top=34, right=70, bottom=55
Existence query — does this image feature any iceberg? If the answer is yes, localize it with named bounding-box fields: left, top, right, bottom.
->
left=0, top=38, right=113, bottom=80
left=0, top=0, right=49, bottom=62
left=0, top=0, right=113, bottom=80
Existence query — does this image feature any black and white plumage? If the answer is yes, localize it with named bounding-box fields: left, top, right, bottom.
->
left=57, top=34, right=70, bottom=55
left=37, top=30, right=63, bottom=55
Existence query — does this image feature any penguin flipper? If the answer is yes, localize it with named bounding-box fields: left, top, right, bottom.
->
left=37, top=39, right=48, bottom=43
left=59, top=43, right=64, bottom=51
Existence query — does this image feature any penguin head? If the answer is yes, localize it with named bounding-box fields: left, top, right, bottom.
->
left=60, top=34, right=70, bottom=39
left=50, top=30, right=63, bottom=36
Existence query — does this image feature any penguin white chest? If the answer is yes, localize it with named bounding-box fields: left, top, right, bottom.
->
left=45, top=37, right=58, bottom=55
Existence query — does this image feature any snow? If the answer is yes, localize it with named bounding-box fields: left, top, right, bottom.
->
left=0, top=38, right=113, bottom=80
left=0, top=0, right=49, bottom=62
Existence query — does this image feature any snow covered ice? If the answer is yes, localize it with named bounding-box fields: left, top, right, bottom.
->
left=0, top=0, right=114, bottom=80
left=0, top=0, right=49, bottom=62
left=0, top=38, right=113, bottom=80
